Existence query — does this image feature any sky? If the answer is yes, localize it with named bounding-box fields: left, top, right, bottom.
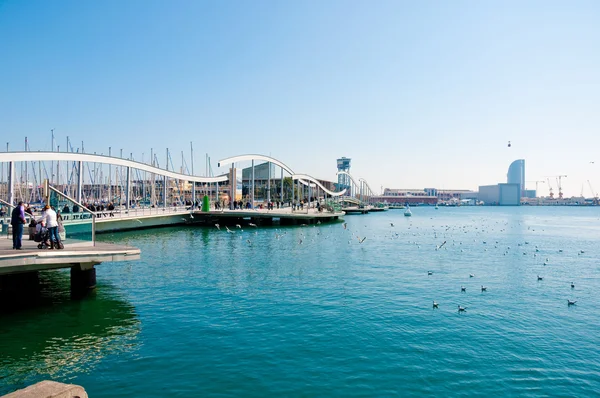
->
left=1, top=0, right=599, bottom=197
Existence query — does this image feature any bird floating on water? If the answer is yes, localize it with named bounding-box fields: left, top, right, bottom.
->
left=571, top=282, right=575, bottom=288
left=428, top=271, right=433, bottom=276
left=470, top=274, right=474, bottom=278
left=537, top=275, right=543, bottom=281
left=433, top=301, right=439, bottom=308
left=461, top=286, right=466, bottom=292
left=568, top=300, right=577, bottom=306
left=481, top=285, right=487, bottom=292
left=458, top=305, right=467, bottom=312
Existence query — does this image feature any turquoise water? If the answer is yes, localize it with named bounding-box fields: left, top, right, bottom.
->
left=2, top=207, right=600, bottom=396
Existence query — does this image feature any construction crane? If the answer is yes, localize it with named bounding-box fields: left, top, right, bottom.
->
left=556, top=175, right=567, bottom=199
left=526, top=180, right=545, bottom=197
left=545, top=175, right=567, bottom=199
left=546, top=178, right=554, bottom=199
left=588, top=180, right=599, bottom=205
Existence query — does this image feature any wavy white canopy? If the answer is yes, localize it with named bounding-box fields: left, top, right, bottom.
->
left=359, top=178, right=376, bottom=195
left=218, top=154, right=295, bottom=175
left=218, top=153, right=315, bottom=187
left=0, top=152, right=229, bottom=183
left=336, top=171, right=361, bottom=192
left=291, top=174, right=346, bottom=197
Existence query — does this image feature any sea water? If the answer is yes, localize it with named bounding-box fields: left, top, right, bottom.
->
left=1, top=206, right=600, bottom=396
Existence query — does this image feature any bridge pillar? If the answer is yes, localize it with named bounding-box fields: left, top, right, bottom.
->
left=267, top=161, right=271, bottom=204
left=280, top=168, right=284, bottom=204
left=229, top=164, right=235, bottom=209
left=71, top=263, right=97, bottom=293
left=126, top=166, right=131, bottom=210
left=251, top=159, right=255, bottom=209
left=77, top=160, right=83, bottom=203
left=7, top=161, right=14, bottom=205
left=163, top=176, right=167, bottom=208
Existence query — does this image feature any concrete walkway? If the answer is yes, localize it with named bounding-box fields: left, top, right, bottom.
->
left=0, top=236, right=140, bottom=276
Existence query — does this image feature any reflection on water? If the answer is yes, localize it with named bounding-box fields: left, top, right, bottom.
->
left=0, top=270, right=140, bottom=395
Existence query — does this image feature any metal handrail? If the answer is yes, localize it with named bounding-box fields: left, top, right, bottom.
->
left=48, top=185, right=96, bottom=246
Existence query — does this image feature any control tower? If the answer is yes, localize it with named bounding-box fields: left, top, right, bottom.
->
left=337, top=157, right=352, bottom=195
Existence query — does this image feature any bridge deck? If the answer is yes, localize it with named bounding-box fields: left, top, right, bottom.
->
left=0, top=238, right=140, bottom=276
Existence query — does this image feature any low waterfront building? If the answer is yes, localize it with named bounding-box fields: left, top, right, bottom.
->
left=478, top=183, right=520, bottom=205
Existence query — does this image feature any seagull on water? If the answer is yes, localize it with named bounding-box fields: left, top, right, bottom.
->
left=537, top=275, right=543, bottom=281
left=433, top=301, right=439, bottom=308
left=357, top=236, right=366, bottom=244
left=568, top=300, right=577, bottom=306
left=215, top=223, right=220, bottom=230
left=481, top=285, right=487, bottom=291
left=458, top=305, right=467, bottom=312
left=571, top=282, right=575, bottom=288
left=236, top=224, right=242, bottom=229
left=469, top=274, right=475, bottom=278
left=428, top=271, right=433, bottom=276
left=461, top=286, right=466, bottom=292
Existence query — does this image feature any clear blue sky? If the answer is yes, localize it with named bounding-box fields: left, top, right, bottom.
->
left=1, top=0, right=599, bottom=196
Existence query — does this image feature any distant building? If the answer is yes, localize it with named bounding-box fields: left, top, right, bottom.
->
left=478, top=183, right=520, bottom=205
left=523, top=189, right=536, bottom=199
left=507, top=159, right=525, bottom=197
left=336, top=157, right=352, bottom=194
left=477, top=159, right=525, bottom=205
left=240, top=162, right=336, bottom=201
left=374, top=187, right=477, bottom=205
left=437, top=189, right=478, bottom=202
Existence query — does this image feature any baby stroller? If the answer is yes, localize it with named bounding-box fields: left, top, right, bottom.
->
left=34, top=227, right=51, bottom=249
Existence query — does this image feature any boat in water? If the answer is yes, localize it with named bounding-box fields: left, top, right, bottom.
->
left=388, top=204, right=405, bottom=210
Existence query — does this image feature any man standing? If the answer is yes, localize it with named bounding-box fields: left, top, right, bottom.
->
left=10, top=201, right=27, bottom=250
left=43, top=205, right=61, bottom=249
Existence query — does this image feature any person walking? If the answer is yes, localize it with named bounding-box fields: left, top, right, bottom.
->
left=43, top=205, right=61, bottom=249
left=10, top=201, right=27, bottom=250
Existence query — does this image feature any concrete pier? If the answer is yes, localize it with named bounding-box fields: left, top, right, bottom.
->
left=0, top=239, right=140, bottom=294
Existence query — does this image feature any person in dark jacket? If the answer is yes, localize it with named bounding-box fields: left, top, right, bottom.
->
left=11, top=201, right=27, bottom=250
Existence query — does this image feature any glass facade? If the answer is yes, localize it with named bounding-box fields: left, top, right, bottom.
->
left=507, top=159, right=525, bottom=197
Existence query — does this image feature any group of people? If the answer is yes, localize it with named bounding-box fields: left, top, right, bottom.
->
left=10, top=201, right=63, bottom=250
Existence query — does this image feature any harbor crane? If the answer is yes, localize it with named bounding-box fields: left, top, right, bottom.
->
left=546, top=178, right=554, bottom=199
left=526, top=180, right=545, bottom=197
left=556, top=175, right=567, bottom=199
left=545, top=175, right=567, bottom=199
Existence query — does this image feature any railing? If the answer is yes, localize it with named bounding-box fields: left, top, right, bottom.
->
left=0, top=198, right=14, bottom=237
left=59, top=205, right=194, bottom=222
left=48, top=185, right=96, bottom=246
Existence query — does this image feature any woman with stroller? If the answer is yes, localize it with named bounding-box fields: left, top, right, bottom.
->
left=42, top=205, right=62, bottom=249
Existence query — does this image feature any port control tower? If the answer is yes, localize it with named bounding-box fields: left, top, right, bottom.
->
left=337, top=157, right=352, bottom=195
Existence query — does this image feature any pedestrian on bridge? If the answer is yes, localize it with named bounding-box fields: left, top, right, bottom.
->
left=11, top=201, right=27, bottom=250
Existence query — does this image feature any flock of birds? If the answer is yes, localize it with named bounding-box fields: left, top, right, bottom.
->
left=413, top=219, right=584, bottom=312
left=206, top=211, right=588, bottom=312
